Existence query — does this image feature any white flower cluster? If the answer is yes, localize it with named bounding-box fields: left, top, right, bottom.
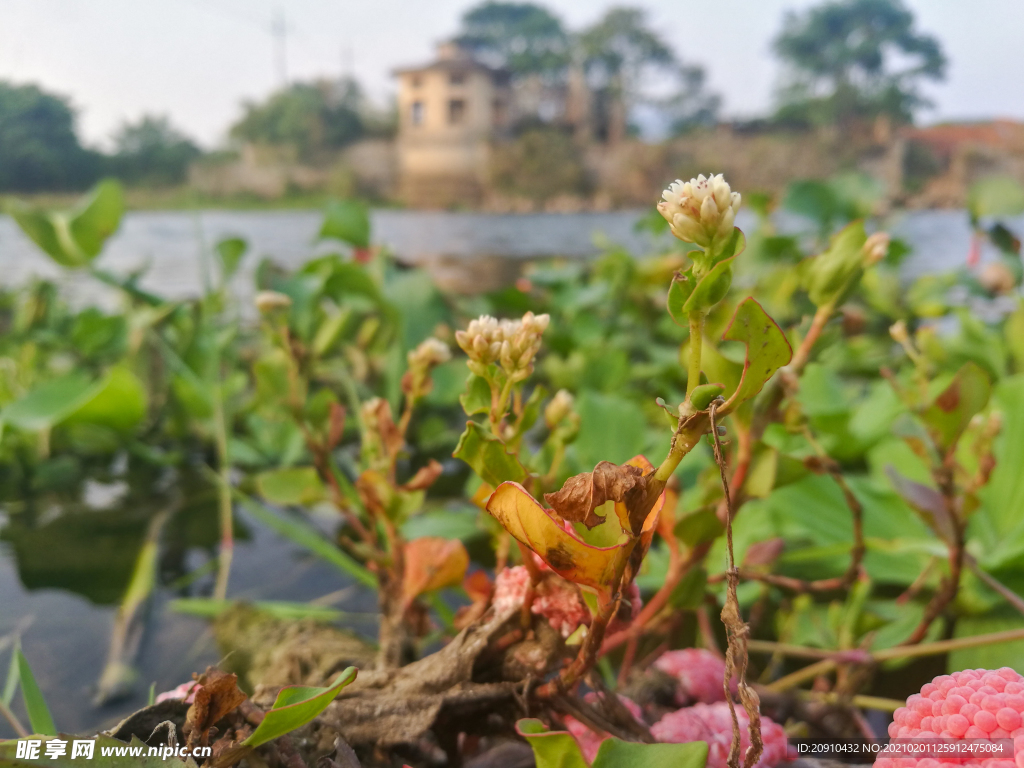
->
left=658, top=173, right=741, bottom=249
left=455, top=311, right=550, bottom=381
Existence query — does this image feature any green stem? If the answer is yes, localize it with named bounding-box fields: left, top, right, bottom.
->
left=687, top=311, right=705, bottom=397
left=212, top=381, right=233, bottom=601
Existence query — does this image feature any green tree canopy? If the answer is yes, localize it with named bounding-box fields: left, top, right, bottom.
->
left=0, top=81, right=101, bottom=192
left=772, top=0, right=947, bottom=126
left=230, top=79, right=366, bottom=161
left=110, top=115, right=201, bottom=187
left=455, top=2, right=570, bottom=78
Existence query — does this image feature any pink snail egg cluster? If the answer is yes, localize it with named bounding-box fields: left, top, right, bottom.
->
left=491, top=565, right=589, bottom=638
left=878, top=668, right=1024, bottom=768
left=654, top=648, right=733, bottom=705
left=652, top=701, right=789, bottom=768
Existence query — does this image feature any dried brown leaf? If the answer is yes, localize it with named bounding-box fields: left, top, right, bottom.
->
left=401, top=459, right=444, bottom=491
left=184, top=668, right=247, bottom=750
left=543, top=461, right=646, bottom=532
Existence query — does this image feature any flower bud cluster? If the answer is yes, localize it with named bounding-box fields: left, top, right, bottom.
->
left=403, top=337, right=451, bottom=399
left=658, top=174, right=741, bottom=249
left=455, top=312, right=550, bottom=382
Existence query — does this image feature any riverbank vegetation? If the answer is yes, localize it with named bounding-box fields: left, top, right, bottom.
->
left=0, top=166, right=1023, bottom=766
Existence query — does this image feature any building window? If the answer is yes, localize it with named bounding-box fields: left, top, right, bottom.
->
left=410, top=101, right=424, bottom=126
left=449, top=72, right=465, bottom=86
left=448, top=99, right=466, bottom=124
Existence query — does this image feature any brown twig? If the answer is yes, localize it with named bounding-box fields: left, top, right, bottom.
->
left=965, top=554, right=1024, bottom=618
left=710, top=402, right=763, bottom=768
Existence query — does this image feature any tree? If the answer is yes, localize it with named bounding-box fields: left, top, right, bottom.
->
left=0, top=81, right=101, bottom=192
left=110, top=115, right=201, bottom=187
left=230, top=79, right=365, bottom=161
left=455, top=2, right=570, bottom=79
left=579, top=7, right=713, bottom=140
left=772, top=0, right=946, bottom=127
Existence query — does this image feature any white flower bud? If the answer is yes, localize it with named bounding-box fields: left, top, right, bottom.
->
left=544, top=389, right=574, bottom=428
left=863, top=232, right=890, bottom=265
left=658, top=173, right=741, bottom=248
left=254, top=290, right=292, bottom=313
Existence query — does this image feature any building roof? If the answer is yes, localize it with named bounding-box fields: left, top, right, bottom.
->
left=392, top=41, right=508, bottom=82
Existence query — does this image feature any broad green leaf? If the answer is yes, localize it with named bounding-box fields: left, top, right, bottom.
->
left=453, top=422, right=526, bottom=488
left=17, top=650, right=56, bottom=736
left=921, top=362, right=991, bottom=453
left=1, top=374, right=100, bottom=432
left=968, top=176, right=1024, bottom=221
left=242, top=667, right=358, bottom=748
left=668, top=566, right=708, bottom=609
left=216, top=237, right=248, bottom=279
left=675, top=508, right=725, bottom=547
left=256, top=466, right=327, bottom=506
left=7, top=180, right=123, bottom=268
left=949, top=614, right=1024, bottom=674
left=319, top=200, right=370, bottom=248
left=64, top=366, right=148, bottom=434
left=719, top=298, right=792, bottom=415
left=235, top=492, right=376, bottom=588
left=486, top=482, right=632, bottom=593
left=804, top=221, right=868, bottom=307
left=593, top=737, right=708, bottom=768
left=575, top=392, right=647, bottom=468
left=459, top=374, right=492, bottom=416
left=517, top=719, right=589, bottom=768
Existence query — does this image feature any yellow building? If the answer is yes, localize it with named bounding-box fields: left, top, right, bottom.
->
left=394, top=42, right=509, bottom=207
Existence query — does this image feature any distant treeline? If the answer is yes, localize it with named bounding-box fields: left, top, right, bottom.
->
left=0, top=0, right=946, bottom=194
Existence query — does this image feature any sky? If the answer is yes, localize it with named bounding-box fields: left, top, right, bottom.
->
left=0, top=0, right=1022, bottom=149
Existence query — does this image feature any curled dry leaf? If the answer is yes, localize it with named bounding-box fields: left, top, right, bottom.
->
left=401, top=459, right=444, bottom=491
left=486, top=456, right=665, bottom=596
left=543, top=460, right=646, bottom=534
left=401, top=536, right=470, bottom=608
left=183, top=667, right=248, bottom=750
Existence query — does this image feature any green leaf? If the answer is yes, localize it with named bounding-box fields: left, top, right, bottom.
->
left=242, top=668, right=358, bottom=748
left=804, top=220, right=869, bottom=308
left=216, top=237, right=248, bottom=279
left=575, top=392, right=648, bottom=467
left=64, top=366, right=148, bottom=434
left=921, top=362, right=991, bottom=453
left=593, top=738, right=708, bottom=768
left=17, top=650, right=56, bottom=736
left=516, top=719, right=589, bottom=768
left=668, top=566, right=708, bottom=609
left=235, top=492, right=376, bottom=588
left=459, top=374, right=492, bottom=416
left=719, top=298, right=792, bottom=414
left=453, top=421, right=526, bottom=488
left=675, top=508, right=725, bottom=547
left=683, top=258, right=735, bottom=313
left=257, top=466, right=327, bottom=506
left=7, top=180, right=124, bottom=268
left=319, top=200, right=370, bottom=248
left=1, top=374, right=100, bottom=432
left=667, top=268, right=695, bottom=326
left=949, top=615, right=1024, bottom=674
left=169, top=598, right=359, bottom=622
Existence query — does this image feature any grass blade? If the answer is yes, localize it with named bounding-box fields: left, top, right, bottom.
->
left=16, top=650, right=56, bottom=735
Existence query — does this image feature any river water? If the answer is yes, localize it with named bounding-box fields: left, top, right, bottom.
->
left=0, top=206, right=1016, bottom=738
